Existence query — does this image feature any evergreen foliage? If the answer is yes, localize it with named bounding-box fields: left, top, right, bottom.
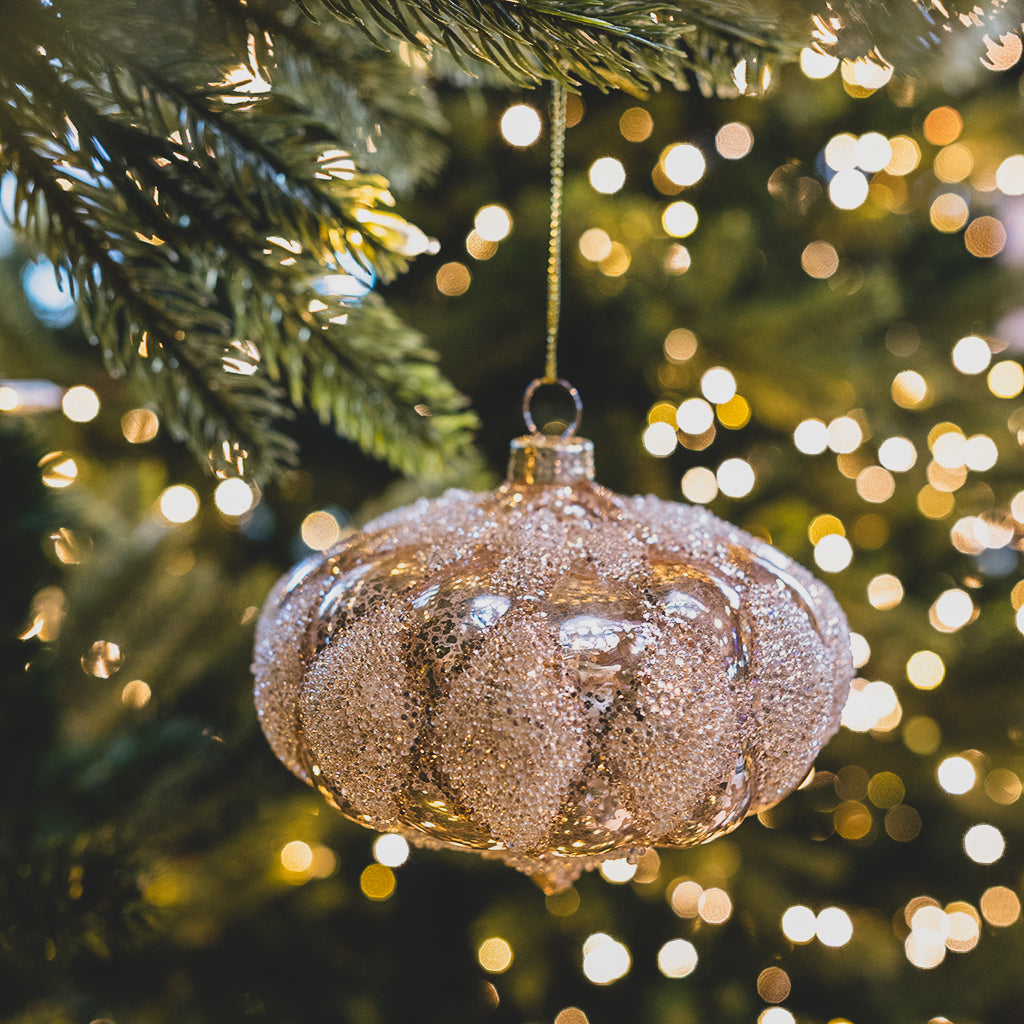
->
left=1, top=0, right=476, bottom=481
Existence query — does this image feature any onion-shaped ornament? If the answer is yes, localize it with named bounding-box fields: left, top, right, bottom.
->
left=253, top=388, right=853, bottom=893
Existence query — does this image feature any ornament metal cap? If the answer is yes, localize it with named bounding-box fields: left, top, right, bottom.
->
left=507, top=434, right=595, bottom=486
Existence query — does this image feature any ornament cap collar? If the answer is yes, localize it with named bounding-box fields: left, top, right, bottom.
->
left=507, top=434, right=595, bottom=485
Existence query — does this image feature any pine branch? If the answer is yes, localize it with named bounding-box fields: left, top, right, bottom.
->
left=0, top=0, right=477, bottom=481
left=299, top=0, right=1022, bottom=93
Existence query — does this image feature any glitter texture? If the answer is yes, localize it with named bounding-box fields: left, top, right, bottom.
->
left=254, top=435, right=853, bottom=892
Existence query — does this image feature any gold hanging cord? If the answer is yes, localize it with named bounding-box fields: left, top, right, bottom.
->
left=544, top=79, right=567, bottom=385
left=522, top=79, right=582, bottom=441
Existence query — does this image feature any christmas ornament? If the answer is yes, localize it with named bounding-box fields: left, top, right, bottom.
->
left=253, top=384, right=853, bottom=893
left=252, top=83, right=853, bottom=893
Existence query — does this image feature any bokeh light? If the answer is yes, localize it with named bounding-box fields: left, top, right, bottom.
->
left=554, top=1009, right=589, bottom=1024
left=159, top=485, right=199, bottom=525
left=878, top=436, right=917, bottom=471
left=664, top=328, right=698, bottom=362
left=827, top=417, right=862, bottom=453
left=801, top=47, right=838, bottom=77
left=39, top=451, right=79, bottom=489
left=373, top=834, right=409, bottom=867
left=757, top=967, right=791, bottom=1003
left=829, top=169, right=869, bottom=209
left=662, top=201, right=698, bottom=237
left=964, top=216, right=1006, bottom=257
left=952, top=335, right=991, bottom=374
left=359, top=864, right=395, bottom=900
left=715, top=122, right=753, bottom=159
left=906, top=651, right=945, bottom=690
left=781, top=905, right=817, bottom=943
left=980, top=886, right=1021, bottom=926
left=214, top=478, right=255, bottom=516
left=582, top=933, right=631, bottom=984
left=758, top=1009, right=796, bottom=1024
left=500, top=104, right=542, bottom=146
left=676, top=398, right=714, bottom=434
left=121, top=408, right=159, bottom=443
left=62, top=385, right=99, bottom=423
left=855, top=466, right=895, bottom=503
left=300, top=510, right=341, bottom=550
left=280, top=840, right=313, bottom=873
left=599, top=858, right=637, bottom=884
left=619, top=107, right=653, bottom=142
left=657, top=939, right=698, bottom=978
left=794, top=419, right=829, bottom=454
left=987, top=360, right=1024, bottom=398
left=716, top=458, right=755, bottom=498
left=924, top=106, right=962, bottom=145
left=701, top=367, right=737, bottom=404
left=802, top=241, right=839, bottom=278
left=681, top=466, right=718, bottom=503
left=867, top=573, right=903, bottom=609
left=934, top=144, right=973, bottom=183
left=81, top=639, right=122, bottom=678
left=589, top=157, right=626, bottom=194
left=669, top=879, right=703, bottom=918
left=930, top=589, right=974, bottom=632
left=815, top=534, right=853, bottom=572
left=842, top=679, right=900, bottom=732
left=111, top=670, right=150, bottom=708
left=930, top=193, right=969, bottom=233
left=436, top=261, right=471, bottom=296
left=579, top=227, right=613, bottom=262
left=474, top=204, right=512, bottom=241
left=643, top=421, right=677, bottom=457
left=963, top=824, right=1005, bottom=864
left=892, top=370, right=928, bottom=408
left=996, top=153, right=1024, bottom=194
left=697, top=887, right=733, bottom=924
left=937, top=756, right=976, bottom=794
left=478, top=937, right=513, bottom=973
left=662, top=144, right=706, bottom=186
left=886, top=136, right=921, bottom=175
left=815, top=907, right=853, bottom=947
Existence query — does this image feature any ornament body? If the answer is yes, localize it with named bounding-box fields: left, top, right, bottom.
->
left=254, top=436, right=853, bottom=892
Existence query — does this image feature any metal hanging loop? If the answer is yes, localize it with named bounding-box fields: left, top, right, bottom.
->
left=522, top=376, right=583, bottom=441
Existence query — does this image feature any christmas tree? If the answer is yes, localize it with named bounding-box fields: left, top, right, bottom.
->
left=2, top=2, right=1024, bottom=1022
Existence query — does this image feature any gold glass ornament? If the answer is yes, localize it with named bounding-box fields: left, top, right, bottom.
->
left=253, top=389, right=853, bottom=893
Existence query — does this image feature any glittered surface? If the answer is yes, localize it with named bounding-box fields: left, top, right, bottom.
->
left=254, top=469, right=853, bottom=892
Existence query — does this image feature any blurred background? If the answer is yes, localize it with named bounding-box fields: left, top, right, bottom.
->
left=2, top=12, right=1024, bottom=1024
